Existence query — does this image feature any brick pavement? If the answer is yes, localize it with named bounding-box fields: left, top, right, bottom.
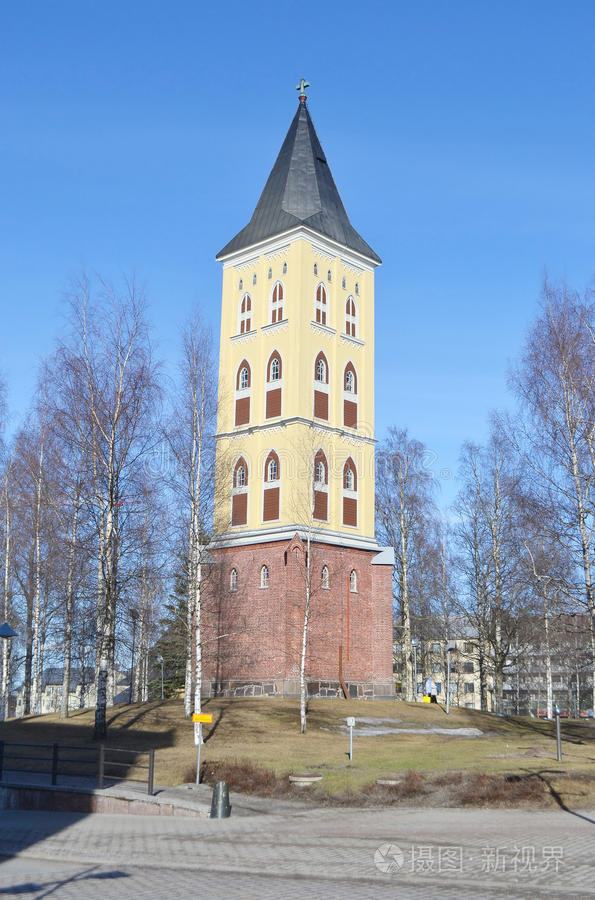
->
left=0, top=806, right=593, bottom=898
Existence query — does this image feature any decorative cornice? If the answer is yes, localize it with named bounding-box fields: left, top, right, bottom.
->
left=210, top=523, right=383, bottom=553
left=311, top=246, right=334, bottom=264
left=339, top=332, right=365, bottom=349
left=264, top=247, right=290, bottom=261
left=261, top=319, right=289, bottom=335
left=230, top=329, right=257, bottom=344
left=219, top=226, right=378, bottom=272
left=310, top=321, right=336, bottom=338
left=233, top=258, right=260, bottom=271
left=215, top=416, right=376, bottom=445
left=340, top=259, right=364, bottom=276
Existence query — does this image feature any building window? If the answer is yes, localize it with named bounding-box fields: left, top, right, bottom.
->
left=327, top=269, right=332, bottom=282
left=270, top=281, right=284, bottom=323
left=239, top=293, right=252, bottom=334
left=342, top=276, right=346, bottom=289
left=235, top=360, right=251, bottom=426
left=464, top=682, right=474, bottom=694
left=345, top=370, right=355, bottom=393
left=267, top=267, right=272, bottom=280
left=464, top=642, right=474, bottom=654
left=433, top=663, right=441, bottom=674
left=252, top=273, right=257, bottom=285
left=313, top=352, right=329, bottom=421
left=355, top=282, right=359, bottom=296
left=432, top=642, right=441, bottom=654
left=260, top=565, right=269, bottom=588
left=349, top=570, right=357, bottom=592
left=230, top=569, right=238, bottom=591
left=315, top=284, right=328, bottom=326
left=313, top=263, right=318, bottom=276
left=343, top=457, right=358, bottom=527
left=263, top=450, right=280, bottom=521
left=238, top=278, right=243, bottom=290
left=231, top=457, right=248, bottom=526
left=266, top=352, right=283, bottom=418
left=313, top=449, right=329, bottom=521
left=345, top=296, right=357, bottom=337
left=343, top=363, right=358, bottom=428
left=321, top=565, right=329, bottom=589
left=282, top=261, right=287, bottom=274
left=463, top=661, right=474, bottom=674
left=316, top=358, right=326, bottom=382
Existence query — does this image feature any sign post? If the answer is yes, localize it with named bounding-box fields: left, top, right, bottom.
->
left=346, top=716, right=355, bottom=761
left=192, top=713, right=213, bottom=785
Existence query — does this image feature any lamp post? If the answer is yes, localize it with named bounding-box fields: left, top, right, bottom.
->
left=156, top=655, right=164, bottom=700
left=411, top=638, right=419, bottom=701
left=445, top=641, right=456, bottom=715
left=0, top=622, right=18, bottom=722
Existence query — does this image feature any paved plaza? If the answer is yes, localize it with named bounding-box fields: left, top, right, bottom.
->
left=0, top=801, right=593, bottom=898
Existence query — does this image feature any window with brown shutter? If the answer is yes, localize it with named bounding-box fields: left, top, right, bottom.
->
left=235, top=396, right=250, bottom=426
left=266, top=387, right=282, bottom=419
left=314, top=390, right=328, bottom=420
left=314, top=490, right=328, bottom=521
left=343, top=496, right=357, bottom=527
left=232, top=492, right=247, bottom=526
left=263, top=486, right=280, bottom=521
left=344, top=399, right=357, bottom=428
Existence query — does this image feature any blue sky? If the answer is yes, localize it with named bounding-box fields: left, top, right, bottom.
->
left=1, top=2, right=594, bottom=507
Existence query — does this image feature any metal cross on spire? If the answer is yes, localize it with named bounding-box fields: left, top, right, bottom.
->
left=296, top=78, right=310, bottom=102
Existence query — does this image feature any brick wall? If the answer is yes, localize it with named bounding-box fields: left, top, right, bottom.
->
left=202, top=536, right=393, bottom=691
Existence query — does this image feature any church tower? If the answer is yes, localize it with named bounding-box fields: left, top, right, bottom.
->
left=204, top=83, right=394, bottom=699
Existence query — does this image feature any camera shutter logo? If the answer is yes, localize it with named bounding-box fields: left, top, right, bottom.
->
left=375, top=843, right=405, bottom=874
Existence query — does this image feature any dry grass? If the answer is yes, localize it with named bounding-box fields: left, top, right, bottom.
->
left=1, top=697, right=593, bottom=809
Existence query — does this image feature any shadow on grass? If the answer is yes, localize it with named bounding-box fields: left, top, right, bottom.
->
left=533, top=770, right=595, bottom=825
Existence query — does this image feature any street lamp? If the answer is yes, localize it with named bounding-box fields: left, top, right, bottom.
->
left=411, top=638, right=419, bottom=701
left=445, top=641, right=456, bottom=715
left=0, top=622, right=18, bottom=722
left=156, top=655, right=164, bottom=700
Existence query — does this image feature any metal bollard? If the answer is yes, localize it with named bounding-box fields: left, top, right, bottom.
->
left=555, top=707, right=562, bottom=762
left=210, top=780, right=231, bottom=818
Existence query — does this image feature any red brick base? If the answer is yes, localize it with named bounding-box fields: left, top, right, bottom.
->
left=201, top=534, right=394, bottom=698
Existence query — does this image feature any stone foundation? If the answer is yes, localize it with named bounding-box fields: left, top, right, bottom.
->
left=204, top=678, right=395, bottom=700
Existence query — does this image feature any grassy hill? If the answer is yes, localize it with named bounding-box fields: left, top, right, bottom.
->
left=1, top=698, right=593, bottom=808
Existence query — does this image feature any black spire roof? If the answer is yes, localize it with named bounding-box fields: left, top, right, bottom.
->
left=216, top=101, right=381, bottom=263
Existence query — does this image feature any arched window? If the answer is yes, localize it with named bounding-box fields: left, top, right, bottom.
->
left=252, top=273, right=257, bottom=285
left=342, top=276, right=346, bottom=289
left=355, top=282, right=360, bottom=296
left=321, top=565, right=329, bottom=589
left=315, top=284, right=327, bottom=326
left=270, top=282, right=284, bottom=323
left=235, top=361, right=251, bottom=427
left=313, top=352, right=329, bottom=421
left=313, top=263, right=318, bottom=276
left=263, top=451, right=280, bottom=521
left=343, top=457, right=358, bottom=527
left=282, top=261, right=287, bottom=274
left=315, top=352, right=328, bottom=383
left=343, top=364, right=358, bottom=427
left=238, top=278, right=243, bottom=290
left=267, top=267, right=272, bottom=280
left=345, top=296, right=357, bottom=337
left=327, top=269, right=332, bottom=282
left=230, top=568, right=238, bottom=591
left=266, top=352, right=283, bottom=419
left=349, top=570, right=357, bottom=592
left=232, top=457, right=248, bottom=526
left=313, top=449, right=328, bottom=521
left=260, top=565, right=269, bottom=588
left=239, top=293, right=252, bottom=334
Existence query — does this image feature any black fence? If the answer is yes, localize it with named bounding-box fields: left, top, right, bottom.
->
left=0, top=741, right=155, bottom=795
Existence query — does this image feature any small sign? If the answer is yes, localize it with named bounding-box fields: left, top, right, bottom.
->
left=192, top=713, right=213, bottom=724
left=346, top=716, right=355, bottom=727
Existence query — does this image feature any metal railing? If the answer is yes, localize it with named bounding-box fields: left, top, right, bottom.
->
left=0, top=741, right=155, bottom=795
